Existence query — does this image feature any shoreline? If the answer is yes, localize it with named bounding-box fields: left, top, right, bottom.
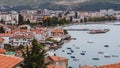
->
left=62, top=20, right=120, bottom=28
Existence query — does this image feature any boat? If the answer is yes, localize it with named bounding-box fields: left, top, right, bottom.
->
left=67, top=47, right=71, bottom=49
left=71, top=50, right=74, bottom=53
left=104, top=54, right=110, bottom=58
left=62, top=50, right=65, bottom=52
left=104, top=45, right=109, bottom=47
left=67, top=52, right=72, bottom=55
left=92, top=58, right=99, bottom=60
left=112, top=55, right=118, bottom=57
left=89, top=29, right=110, bottom=34
left=82, top=51, right=86, bottom=53
left=80, top=53, right=85, bottom=55
left=73, top=59, right=79, bottom=61
left=98, top=52, right=104, bottom=54
left=75, top=47, right=80, bottom=49
left=71, top=56, right=75, bottom=58
left=87, top=41, right=93, bottom=43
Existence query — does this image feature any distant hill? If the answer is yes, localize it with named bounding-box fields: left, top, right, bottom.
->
left=0, top=0, right=120, bottom=11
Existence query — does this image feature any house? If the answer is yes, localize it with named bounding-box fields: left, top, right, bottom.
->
left=9, top=32, right=33, bottom=46
left=0, top=48, right=6, bottom=54
left=0, top=54, right=23, bottom=68
left=0, top=37, right=4, bottom=48
left=0, top=12, right=19, bottom=25
left=51, top=29, right=64, bottom=37
left=45, top=56, right=68, bottom=68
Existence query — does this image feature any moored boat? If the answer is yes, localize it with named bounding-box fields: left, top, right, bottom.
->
left=92, top=58, right=99, bottom=60
left=71, top=56, right=75, bottom=58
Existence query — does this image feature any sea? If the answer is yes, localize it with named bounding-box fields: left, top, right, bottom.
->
left=52, top=22, right=120, bottom=68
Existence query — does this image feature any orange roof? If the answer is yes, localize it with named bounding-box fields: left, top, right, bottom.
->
left=49, top=56, right=68, bottom=62
left=47, top=65, right=63, bottom=68
left=0, top=38, right=4, bottom=43
left=0, top=54, right=23, bottom=68
left=0, top=33, right=12, bottom=37
left=52, top=29, right=63, bottom=33
left=0, top=49, right=6, bottom=53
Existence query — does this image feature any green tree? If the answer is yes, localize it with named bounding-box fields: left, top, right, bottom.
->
left=4, top=44, right=15, bottom=51
left=18, top=14, right=24, bottom=25
left=63, top=29, right=68, bottom=34
left=0, top=26, right=5, bottom=33
left=75, top=11, right=78, bottom=18
left=22, top=39, right=50, bottom=68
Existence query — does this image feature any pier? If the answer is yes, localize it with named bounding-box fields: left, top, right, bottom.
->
left=64, top=28, right=90, bottom=31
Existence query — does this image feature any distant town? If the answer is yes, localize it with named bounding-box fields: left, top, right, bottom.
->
left=0, top=9, right=120, bottom=68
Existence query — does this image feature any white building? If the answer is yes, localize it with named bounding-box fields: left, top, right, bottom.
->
left=0, top=12, right=19, bottom=25
left=9, top=32, right=33, bottom=46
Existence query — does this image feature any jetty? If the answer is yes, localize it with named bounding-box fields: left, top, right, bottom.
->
left=64, top=28, right=90, bottom=31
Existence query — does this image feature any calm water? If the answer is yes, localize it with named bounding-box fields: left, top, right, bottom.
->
left=53, top=22, right=120, bottom=68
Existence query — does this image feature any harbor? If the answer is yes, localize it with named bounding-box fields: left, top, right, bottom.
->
left=52, top=22, right=120, bottom=68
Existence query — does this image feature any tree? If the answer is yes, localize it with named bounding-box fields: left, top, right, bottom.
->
left=63, top=29, right=68, bottom=34
left=18, top=14, right=24, bottom=25
left=0, top=26, right=5, bottom=33
left=4, top=44, right=15, bottom=51
left=74, top=11, right=78, bottom=18
left=22, top=39, right=50, bottom=68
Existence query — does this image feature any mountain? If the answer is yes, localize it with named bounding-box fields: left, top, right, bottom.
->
left=0, top=0, right=120, bottom=11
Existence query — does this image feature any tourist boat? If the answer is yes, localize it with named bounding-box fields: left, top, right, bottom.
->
left=71, top=56, right=75, bottom=58
left=92, top=58, right=99, bottom=60
left=89, top=29, right=110, bottom=34
left=80, top=53, right=85, bottom=55
left=104, top=45, right=109, bottom=47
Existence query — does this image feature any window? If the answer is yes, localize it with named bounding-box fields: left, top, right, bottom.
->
left=23, top=39, right=26, bottom=41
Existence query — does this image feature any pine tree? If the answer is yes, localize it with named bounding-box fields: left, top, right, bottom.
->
left=22, top=39, right=50, bottom=68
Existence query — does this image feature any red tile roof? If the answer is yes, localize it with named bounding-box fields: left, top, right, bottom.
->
left=0, top=54, right=23, bottom=68
left=0, top=38, right=4, bottom=43
left=47, top=65, right=64, bottom=68
left=0, top=49, right=6, bottom=53
left=49, top=56, right=68, bottom=62
left=0, top=33, right=12, bottom=37
left=52, top=29, right=63, bottom=33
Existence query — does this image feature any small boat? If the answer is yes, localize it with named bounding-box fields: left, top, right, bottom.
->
left=71, top=56, right=75, bottom=58
left=73, top=59, right=79, bottom=61
left=104, top=45, right=109, bottom=47
left=112, top=55, right=118, bottom=57
left=104, top=54, right=110, bottom=58
left=82, top=51, right=86, bottom=53
left=88, top=41, right=93, bottom=43
left=98, top=52, right=104, bottom=54
left=62, top=50, right=65, bottom=52
left=75, top=47, right=80, bottom=49
left=71, top=50, right=74, bottom=53
left=67, top=47, right=71, bottom=49
left=67, top=52, right=72, bottom=55
left=92, top=58, right=99, bottom=60
left=80, top=53, right=85, bottom=55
